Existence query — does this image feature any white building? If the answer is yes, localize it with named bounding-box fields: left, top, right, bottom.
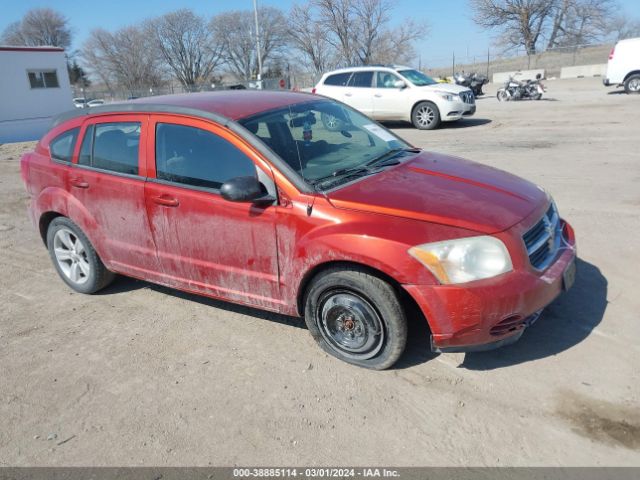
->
left=0, top=46, right=74, bottom=143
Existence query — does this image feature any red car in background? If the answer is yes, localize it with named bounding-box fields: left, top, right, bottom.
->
left=20, top=91, right=576, bottom=369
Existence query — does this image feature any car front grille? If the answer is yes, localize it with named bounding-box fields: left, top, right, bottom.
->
left=523, top=203, right=562, bottom=270
left=460, top=91, right=475, bottom=104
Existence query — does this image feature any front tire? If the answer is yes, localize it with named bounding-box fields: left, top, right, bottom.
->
left=304, top=267, right=407, bottom=370
left=46, top=217, right=115, bottom=294
left=624, top=74, right=640, bottom=94
left=411, top=101, right=441, bottom=130
left=497, top=89, right=510, bottom=102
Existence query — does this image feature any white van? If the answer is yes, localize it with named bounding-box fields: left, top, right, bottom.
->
left=603, top=37, right=640, bottom=93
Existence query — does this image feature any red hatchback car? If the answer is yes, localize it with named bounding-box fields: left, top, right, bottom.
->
left=21, top=91, right=577, bottom=369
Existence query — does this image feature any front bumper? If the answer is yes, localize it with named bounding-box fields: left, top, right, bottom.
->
left=441, top=100, right=476, bottom=121
left=403, top=221, right=577, bottom=352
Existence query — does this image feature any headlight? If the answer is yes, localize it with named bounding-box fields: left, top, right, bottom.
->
left=434, top=91, right=459, bottom=101
left=408, top=236, right=513, bottom=284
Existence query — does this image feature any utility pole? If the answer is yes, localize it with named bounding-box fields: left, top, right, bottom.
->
left=253, top=0, right=263, bottom=89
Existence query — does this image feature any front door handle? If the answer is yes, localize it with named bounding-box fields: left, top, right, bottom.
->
left=344, top=92, right=353, bottom=97
left=152, top=195, right=179, bottom=207
left=70, top=178, right=89, bottom=189
left=374, top=94, right=382, bottom=98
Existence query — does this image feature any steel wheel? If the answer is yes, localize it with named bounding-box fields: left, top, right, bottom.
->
left=316, top=289, right=385, bottom=360
left=53, top=227, right=91, bottom=285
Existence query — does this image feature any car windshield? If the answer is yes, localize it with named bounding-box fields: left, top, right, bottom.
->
left=398, top=69, right=437, bottom=86
left=239, top=99, right=413, bottom=190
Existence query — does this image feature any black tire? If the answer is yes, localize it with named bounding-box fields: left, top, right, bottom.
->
left=304, top=266, right=407, bottom=370
left=320, top=112, right=344, bottom=132
left=46, top=217, right=115, bottom=294
left=411, top=101, right=441, bottom=130
left=497, top=89, right=509, bottom=102
left=624, top=73, right=640, bottom=94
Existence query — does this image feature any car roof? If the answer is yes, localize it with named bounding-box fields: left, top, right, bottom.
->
left=127, top=90, right=318, bottom=120
left=322, top=65, right=413, bottom=76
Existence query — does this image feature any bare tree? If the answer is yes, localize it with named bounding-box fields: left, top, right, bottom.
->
left=607, top=15, right=640, bottom=41
left=291, top=0, right=426, bottom=69
left=210, top=7, right=289, bottom=81
left=547, top=0, right=615, bottom=49
left=147, top=9, right=224, bottom=89
left=288, top=4, right=335, bottom=74
left=1, top=8, right=71, bottom=48
left=471, top=0, right=556, bottom=54
left=82, top=26, right=166, bottom=93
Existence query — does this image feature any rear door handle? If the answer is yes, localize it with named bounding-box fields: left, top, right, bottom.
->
left=70, top=178, right=89, bottom=189
left=152, top=195, right=179, bottom=207
left=374, top=94, right=382, bottom=97
left=344, top=92, right=353, bottom=97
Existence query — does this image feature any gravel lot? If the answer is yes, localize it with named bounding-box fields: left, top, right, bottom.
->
left=1, top=77, right=638, bottom=466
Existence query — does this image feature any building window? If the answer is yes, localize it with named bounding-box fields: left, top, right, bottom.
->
left=27, top=70, right=60, bottom=89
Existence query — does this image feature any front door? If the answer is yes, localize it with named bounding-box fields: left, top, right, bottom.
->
left=143, top=116, right=282, bottom=310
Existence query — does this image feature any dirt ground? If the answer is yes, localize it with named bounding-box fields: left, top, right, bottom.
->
left=1, top=77, right=639, bottom=466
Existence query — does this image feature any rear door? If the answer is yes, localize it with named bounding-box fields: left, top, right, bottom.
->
left=70, top=115, right=160, bottom=276
left=143, top=115, right=281, bottom=309
left=343, top=71, right=375, bottom=115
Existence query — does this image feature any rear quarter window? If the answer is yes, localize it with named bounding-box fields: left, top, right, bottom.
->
left=49, top=128, right=79, bottom=163
left=323, top=72, right=352, bottom=86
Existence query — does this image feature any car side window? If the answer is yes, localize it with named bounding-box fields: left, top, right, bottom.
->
left=348, top=71, right=373, bottom=88
left=323, top=72, right=352, bottom=86
left=376, top=71, right=401, bottom=88
left=91, top=123, right=141, bottom=175
left=155, top=123, right=257, bottom=190
left=50, top=128, right=79, bottom=163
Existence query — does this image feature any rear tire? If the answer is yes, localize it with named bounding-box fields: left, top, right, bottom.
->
left=624, top=74, right=640, bottom=94
left=411, top=101, right=440, bottom=130
left=46, top=217, right=115, bottom=294
left=304, top=266, right=407, bottom=370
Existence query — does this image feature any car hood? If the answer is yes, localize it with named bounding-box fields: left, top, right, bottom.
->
left=420, top=83, right=470, bottom=94
left=325, top=151, right=547, bottom=234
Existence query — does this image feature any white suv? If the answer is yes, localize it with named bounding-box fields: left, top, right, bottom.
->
left=313, top=65, right=476, bottom=130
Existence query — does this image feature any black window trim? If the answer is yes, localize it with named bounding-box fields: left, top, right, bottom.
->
left=49, top=127, right=80, bottom=165
left=74, top=120, right=143, bottom=177
left=151, top=120, right=277, bottom=201
left=347, top=70, right=374, bottom=88
left=324, top=71, right=353, bottom=87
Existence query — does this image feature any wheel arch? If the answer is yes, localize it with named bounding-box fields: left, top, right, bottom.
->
left=411, top=99, right=440, bottom=118
left=39, top=211, right=64, bottom=246
left=623, top=70, right=640, bottom=82
left=295, top=260, right=425, bottom=326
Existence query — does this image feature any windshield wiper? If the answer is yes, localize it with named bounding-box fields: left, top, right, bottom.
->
left=365, top=147, right=421, bottom=167
left=310, top=148, right=421, bottom=190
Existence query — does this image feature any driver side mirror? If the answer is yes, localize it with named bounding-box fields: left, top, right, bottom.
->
left=393, top=79, right=407, bottom=89
left=220, top=176, right=275, bottom=205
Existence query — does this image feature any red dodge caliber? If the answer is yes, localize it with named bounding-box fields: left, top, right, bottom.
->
left=21, top=91, right=576, bottom=369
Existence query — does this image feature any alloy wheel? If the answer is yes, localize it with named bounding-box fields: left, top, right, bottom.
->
left=53, top=228, right=90, bottom=285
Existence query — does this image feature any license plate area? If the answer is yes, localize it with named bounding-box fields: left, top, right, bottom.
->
left=563, top=258, right=576, bottom=291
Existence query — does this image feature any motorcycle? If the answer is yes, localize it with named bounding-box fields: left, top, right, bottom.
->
left=497, top=73, right=546, bottom=101
left=454, top=71, right=489, bottom=97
